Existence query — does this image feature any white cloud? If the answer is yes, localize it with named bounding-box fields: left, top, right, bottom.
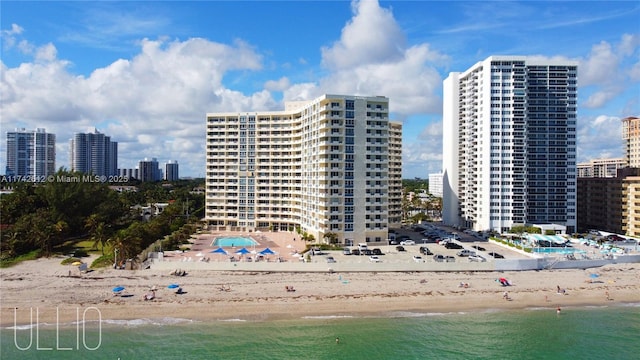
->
left=576, top=115, right=623, bottom=162
left=314, top=1, right=447, bottom=116
left=1, top=36, right=270, bottom=175
left=264, top=77, right=290, bottom=92
left=583, top=88, right=620, bottom=108
left=321, top=0, right=406, bottom=70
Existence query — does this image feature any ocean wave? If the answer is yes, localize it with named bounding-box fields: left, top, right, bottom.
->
left=218, top=318, right=247, bottom=322
left=101, top=317, right=195, bottom=327
left=4, top=323, right=53, bottom=330
left=300, top=315, right=354, bottom=320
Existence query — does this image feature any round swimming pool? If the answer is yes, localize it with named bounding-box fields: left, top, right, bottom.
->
left=212, top=236, right=258, bottom=247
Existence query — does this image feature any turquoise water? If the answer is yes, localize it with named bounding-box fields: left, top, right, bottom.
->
left=2, top=305, right=638, bottom=359
left=532, top=247, right=585, bottom=254
left=211, top=236, right=257, bottom=247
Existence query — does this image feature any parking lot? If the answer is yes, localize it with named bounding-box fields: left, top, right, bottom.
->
left=307, top=223, right=525, bottom=265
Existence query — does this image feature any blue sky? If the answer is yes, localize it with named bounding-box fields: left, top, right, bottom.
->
left=2, top=0, right=639, bottom=178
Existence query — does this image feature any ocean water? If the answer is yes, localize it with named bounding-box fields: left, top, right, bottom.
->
left=2, top=305, right=638, bottom=359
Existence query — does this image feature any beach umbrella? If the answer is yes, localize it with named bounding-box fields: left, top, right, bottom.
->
left=167, top=284, right=180, bottom=289
left=235, top=247, right=250, bottom=255
left=210, top=247, right=228, bottom=255
left=259, top=248, right=276, bottom=255
left=112, top=286, right=125, bottom=293
left=72, top=261, right=83, bottom=266
left=589, top=273, right=600, bottom=279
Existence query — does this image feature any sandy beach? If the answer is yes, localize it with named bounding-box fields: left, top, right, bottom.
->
left=1, top=253, right=639, bottom=327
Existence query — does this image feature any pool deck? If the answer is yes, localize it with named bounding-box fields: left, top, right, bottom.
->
left=162, top=231, right=308, bottom=263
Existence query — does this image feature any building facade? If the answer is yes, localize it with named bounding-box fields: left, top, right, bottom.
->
left=138, top=158, right=161, bottom=182
left=577, top=158, right=625, bottom=178
left=5, top=128, right=56, bottom=178
left=443, top=56, right=577, bottom=233
left=428, top=172, right=443, bottom=197
left=205, top=94, right=402, bottom=244
left=165, top=160, right=179, bottom=181
left=622, top=116, right=640, bottom=167
left=70, top=128, right=118, bottom=176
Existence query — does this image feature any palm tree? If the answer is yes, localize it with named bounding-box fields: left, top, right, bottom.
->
left=323, top=232, right=339, bottom=245
left=85, top=214, right=110, bottom=254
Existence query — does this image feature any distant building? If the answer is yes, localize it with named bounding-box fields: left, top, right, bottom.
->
left=118, top=168, right=139, bottom=180
left=577, top=158, right=625, bottom=178
left=443, top=56, right=577, bottom=233
left=70, top=128, right=118, bottom=176
left=428, top=172, right=443, bottom=197
left=577, top=168, right=640, bottom=235
left=622, top=116, right=640, bottom=167
left=5, top=128, right=56, bottom=178
left=165, top=160, right=179, bottom=181
left=138, top=158, right=161, bottom=182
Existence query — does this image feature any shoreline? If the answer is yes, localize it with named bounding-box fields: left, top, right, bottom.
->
left=2, top=257, right=639, bottom=327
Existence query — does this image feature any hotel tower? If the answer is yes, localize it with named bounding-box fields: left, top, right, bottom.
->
left=442, top=56, right=578, bottom=233
left=205, top=94, right=402, bottom=245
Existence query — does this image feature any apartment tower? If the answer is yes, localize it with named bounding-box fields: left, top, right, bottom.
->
left=443, top=56, right=578, bottom=233
left=5, top=128, right=56, bottom=178
left=70, top=128, right=118, bottom=177
left=205, top=94, right=402, bottom=244
left=165, top=160, right=179, bottom=181
left=622, top=116, right=640, bottom=166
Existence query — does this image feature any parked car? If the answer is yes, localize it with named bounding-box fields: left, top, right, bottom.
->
left=388, top=239, right=400, bottom=245
left=445, top=256, right=456, bottom=262
left=400, top=240, right=416, bottom=246
left=419, top=246, right=433, bottom=255
left=433, top=254, right=446, bottom=262
left=445, top=242, right=463, bottom=250
left=469, top=255, right=487, bottom=262
left=326, top=256, right=336, bottom=263
left=412, top=255, right=424, bottom=263
left=488, top=252, right=504, bottom=259
left=471, top=245, right=486, bottom=251
left=351, top=249, right=361, bottom=256
left=396, top=245, right=406, bottom=252
left=362, top=249, right=373, bottom=256
left=372, top=248, right=384, bottom=255
left=457, top=249, right=476, bottom=257
left=343, top=248, right=351, bottom=255
left=369, top=255, right=381, bottom=263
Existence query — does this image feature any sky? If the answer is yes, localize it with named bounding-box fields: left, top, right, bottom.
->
left=1, top=0, right=639, bottom=179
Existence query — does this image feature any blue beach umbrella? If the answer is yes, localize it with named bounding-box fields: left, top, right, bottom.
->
left=235, top=248, right=251, bottom=255
left=168, top=284, right=180, bottom=289
left=589, top=273, right=600, bottom=279
left=259, top=248, right=276, bottom=255
left=210, top=247, right=228, bottom=255
left=112, top=286, right=125, bottom=293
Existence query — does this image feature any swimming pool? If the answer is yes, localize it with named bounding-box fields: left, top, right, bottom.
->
left=212, top=236, right=258, bottom=247
left=532, top=247, right=585, bottom=254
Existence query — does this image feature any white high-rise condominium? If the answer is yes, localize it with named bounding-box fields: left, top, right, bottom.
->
left=70, top=128, right=118, bottom=177
left=442, top=56, right=577, bottom=233
left=205, top=94, right=402, bottom=244
left=5, top=128, right=56, bottom=178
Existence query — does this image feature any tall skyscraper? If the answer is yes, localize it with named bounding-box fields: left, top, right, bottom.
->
left=69, top=128, right=118, bottom=176
left=165, top=160, right=179, bottom=181
left=138, top=158, right=160, bottom=182
left=5, top=128, right=56, bottom=178
left=442, top=56, right=578, bottom=233
left=206, top=94, right=402, bottom=244
left=622, top=116, right=640, bottom=167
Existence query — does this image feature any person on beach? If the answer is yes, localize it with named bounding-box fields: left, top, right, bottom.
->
left=503, top=291, right=510, bottom=300
left=556, top=307, right=561, bottom=315
left=336, top=337, right=340, bottom=344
